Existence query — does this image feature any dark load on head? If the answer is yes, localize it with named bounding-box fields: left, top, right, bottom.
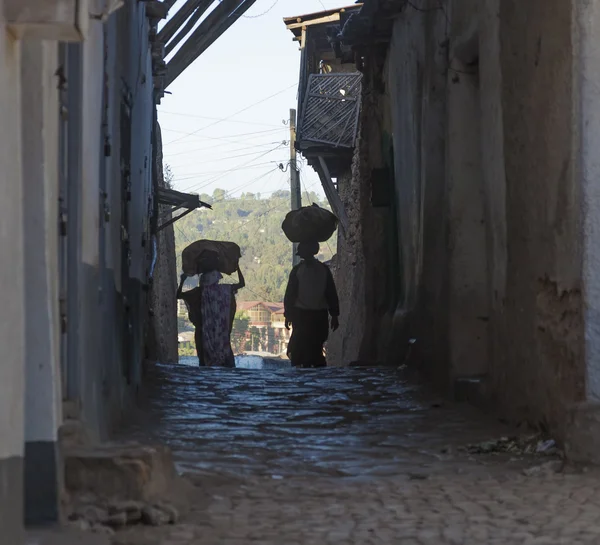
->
left=282, top=203, right=338, bottom=243
left=181, top=239, right=241, bottom=276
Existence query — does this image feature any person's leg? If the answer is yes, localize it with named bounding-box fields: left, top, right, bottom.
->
left=288, top=329, right=300, bottom=367
left=311, top=310, right=330, bottom=368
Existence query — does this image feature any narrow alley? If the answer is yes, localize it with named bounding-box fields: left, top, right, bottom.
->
left=111, top=361, right=600, bottom=545
left=8, top=1, right=600, bottom=544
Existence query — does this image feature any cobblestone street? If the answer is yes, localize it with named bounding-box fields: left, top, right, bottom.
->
left=113, top=362, right=600, bottom=544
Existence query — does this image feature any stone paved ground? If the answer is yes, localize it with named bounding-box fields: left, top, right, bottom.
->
left=110, top=468, right=600, bottom=545
left=110, top=363, right=600, bottom=544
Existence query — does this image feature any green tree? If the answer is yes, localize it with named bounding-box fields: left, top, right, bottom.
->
left=231, top=311, right=250, bottom=353
left=171, top=178, right=337, bottom=303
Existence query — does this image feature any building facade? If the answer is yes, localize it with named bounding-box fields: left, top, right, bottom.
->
left=287, top=0, right=600, bottom=461
left=238, top=301, right=290, bottom=355
left=1, top=1, right=162, bottom=538
left=0, top=0, right=257, bottom=539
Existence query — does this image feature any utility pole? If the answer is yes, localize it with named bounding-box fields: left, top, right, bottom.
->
left=289, top=108, right=301, bottom=266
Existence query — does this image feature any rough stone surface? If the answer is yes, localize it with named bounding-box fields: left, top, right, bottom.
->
left=141, top=505, right=174, bottom=527
left=64, top=443, right=176, bottom=502
left=146, top=122, right=178, bottom=365
left=112, top=469, right=600, bottom=545
left=110, top=363, right=600, bottom=544
left=327, top=46, right=390, bottom=368
left=59, top=419, right=93, bottom=450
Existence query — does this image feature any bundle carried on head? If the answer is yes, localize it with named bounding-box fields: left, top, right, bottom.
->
left=281, top=203, right=338, bottom=243
left=181, top=239, right=241, bottom=276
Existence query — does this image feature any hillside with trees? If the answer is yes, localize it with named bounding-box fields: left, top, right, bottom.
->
left=173, top=188, right=337, bottom=303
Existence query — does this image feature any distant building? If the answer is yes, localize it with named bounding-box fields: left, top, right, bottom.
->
left=238, top=301, right=290, bottom=355
left=178, top=331, right=195, bottom=351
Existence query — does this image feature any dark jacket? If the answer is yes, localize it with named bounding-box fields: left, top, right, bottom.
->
left=284, top=259, right=339, bottom=321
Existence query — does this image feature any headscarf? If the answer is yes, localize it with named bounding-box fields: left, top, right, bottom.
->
left=200, top=270, right=222, bottom=287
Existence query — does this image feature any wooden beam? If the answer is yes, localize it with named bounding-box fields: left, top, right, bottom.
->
left=158, top=0, right=209, bottom=44
left=285, top=13, right=340, bottom=31
left=164, top=1, right=212, bottom=57
left=166, top=0, right=257, bottom=88
left=316, top=156, right=349, bottom=236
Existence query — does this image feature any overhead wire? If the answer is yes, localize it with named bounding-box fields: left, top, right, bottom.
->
left=160, top=125, right=284, bottom=140
left=178, top=143, right=286, bottom=192
left=242, top=0, right=280, bottom=18
left=164, top=82, right=297, bottom=146
left=169, top=140, right=287, bottom=164
left=173, top=162, right=279, bottom=182
left=173, top=146, right=289, bottom=169
left=166, top=137, right=285, bottom=158
left=209, top=168, right=281, bottom=203
left=159, top=110, right=283, bottom=128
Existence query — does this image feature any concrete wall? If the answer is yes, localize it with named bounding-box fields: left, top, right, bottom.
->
left=0, top=4, right=25, bottom=540
left=339, top=0, right=590, bottom=442
left=575, top=0, right=600, bottom=407
left=381, top=0, right=584, bottom=428
left=446, top=0, right=489, bottom=381
left=0, top=0, right=161, bottom=533
left=67, top=3, right=156, bottom=438
left=21, top=39, right=62, bottom=525
left=384, top=3, right=450, bottom=385
left=488, top=0, right=584, bottom=430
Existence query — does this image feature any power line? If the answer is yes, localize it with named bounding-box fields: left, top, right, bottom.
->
left=161, top=126, right=284, bottom=140
left=173, top=146, right=288, bottom=169
left=161, top=127, right=285, bottom=150
left=166, top=137, right=285, bottom=158
left=166, top=138, right=284, bottom=159
left=178, top=144, right=286, bottom=192
left=169, top=140, right=286, bottom=164
left=164, top=82, right=297, bottom=146
left=207, top=168, right=281, bottom=203
left=243, top=0, right=280, bottom=18
left=159, top=110, right=283, bottom=128
left=174, top=161, right=283, bottom=184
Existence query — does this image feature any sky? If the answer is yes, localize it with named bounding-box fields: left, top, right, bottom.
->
left=158, top=0, right=353, bottom=201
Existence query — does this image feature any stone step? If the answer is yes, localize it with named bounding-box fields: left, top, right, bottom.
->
left=64, top=443, right=177, bottom=502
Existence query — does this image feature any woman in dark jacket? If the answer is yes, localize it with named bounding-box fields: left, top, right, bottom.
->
left=284, top=241, right=339, bottom=368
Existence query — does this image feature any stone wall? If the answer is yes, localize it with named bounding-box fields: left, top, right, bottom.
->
left=487, top=0, right=584, bottom=430
left=382, top=3, right=451, bottom=386
left=146, top=122, right=179, bottom=364
left=339, top=0, right=588, bottom=439
left=384, top=0, right=585, bottom=431
left=327, top=47, right=390, bottom=367
left=0, top=7, right=26, bottom=541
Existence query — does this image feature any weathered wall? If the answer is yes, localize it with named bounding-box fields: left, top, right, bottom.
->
left=327, top=47, right=390, bottom=367
left=479, top=0, right=508, bottom=400
left=0, top=5, right=25, bottom=541
left=384, top=3, right=450, bottom=385
left=367, top=0, right=585, bottom=433
left=21, top=39, right=62, bottom=525
left=62, top=1, right=155, bottom=439
left=487, top=0, right=584, bottom=430
left=337, top=0, right=593, bottom=449
left=446, top=0, right=489, bottom=381
left=147, top=123, right=179, bottom=364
